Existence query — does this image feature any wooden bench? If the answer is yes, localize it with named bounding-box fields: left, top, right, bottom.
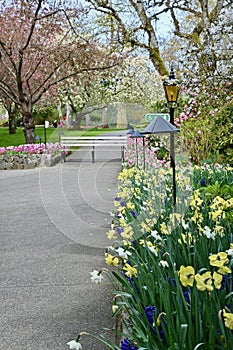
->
left=60, top=135, right=128, bottom=163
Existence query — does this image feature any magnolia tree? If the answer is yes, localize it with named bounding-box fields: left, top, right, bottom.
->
left=0, top=0, right=121, bottom=143
left=84, top=0, right=232, bottom=84
left=166, top=0, right=233, bottom=85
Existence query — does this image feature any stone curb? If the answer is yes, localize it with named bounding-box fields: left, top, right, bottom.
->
left=0, top=151, right=67, bottom=170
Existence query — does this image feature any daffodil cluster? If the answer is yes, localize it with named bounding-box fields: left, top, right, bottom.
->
left=70, top=163, right=232, bottom=350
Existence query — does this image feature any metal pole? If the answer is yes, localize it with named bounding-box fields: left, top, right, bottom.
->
left=143, top=136, right=145, bottom=170
left=121, top=145, right=125, bottom=163
left=170, top=106, right=176, bottom=207
left=44, top=124, right=47, bottom=147
left=92, top=145, right=95, bottom=163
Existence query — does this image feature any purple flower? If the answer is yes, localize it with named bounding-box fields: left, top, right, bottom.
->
left=120, top=338, right=138, bottom=350
left=200, top=178, right=207, bottom=186
left=116, top=227, right=124, bottom=234
left=145, top=305, right=156, bottom=325
left=130, top=210, right=136, bottom=218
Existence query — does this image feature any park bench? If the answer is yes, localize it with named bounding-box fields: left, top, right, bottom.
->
left=60, top=135, right=128, bottom=163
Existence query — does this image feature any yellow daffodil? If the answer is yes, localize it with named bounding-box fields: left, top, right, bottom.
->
left=215, top=225, right=225, bottom=237
left=123, top=263, right=137, bottom=278
left=190, top=190, right=203, bottom=208
left=209, top=252, right=229, bottom=265
left=217, top=265, right=232, bottom=275
left=106, top=229, right=117, bottom=240
left=126, top=201, right=135, bottom=210
left=223, top=309, right=233, bottom=330
left=210, top=196, right=227, bottom=210
left=156, top=312, right=166, bottom=326
left=191, top=211, right=203, bottom=224
left=226, top=198, right=233, bottom=208
left=213, top=272, right=223, bottom=289
left=195, top=271, right=213, bottom=292
left=169, top=213, right=182, bottom=225
left=121, top=226, right=134, bottom=240
left=119, top=218, right=127, bottom=227
left=105, top=253, right=119, bottom=267
left=141, top=221, right=151, bottom=233
left=209, top=209, right=225, bottom=222
left=178, top=265, right=195, bottom=287
left=160, top=222, right=169, bottom=235
left=178, top=233, right=193, bottom=245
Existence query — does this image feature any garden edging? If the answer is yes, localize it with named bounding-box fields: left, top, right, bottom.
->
left=0, top=151, right=67, bottom=170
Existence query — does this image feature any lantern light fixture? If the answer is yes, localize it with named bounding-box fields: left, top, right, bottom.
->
left=163, top=67, right=179, bottom=104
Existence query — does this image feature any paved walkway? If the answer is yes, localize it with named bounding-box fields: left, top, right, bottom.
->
left=0, top=134, right=126, bottom=350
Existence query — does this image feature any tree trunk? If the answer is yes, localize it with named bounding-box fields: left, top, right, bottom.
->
left=116, top=102, right=127, bottom=128
left=9, top=114, right=17, bottom=134
left=23, top=111, right=35, bottom=143
left=74, top=111, right=83, bottom=129
left=102, top=107, right=108, bottom=128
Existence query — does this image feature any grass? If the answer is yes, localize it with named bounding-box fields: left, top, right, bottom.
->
left=0, top=126, right=125, bottom=147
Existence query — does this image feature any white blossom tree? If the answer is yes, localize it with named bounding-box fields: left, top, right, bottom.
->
left=84, top=0, right=232, bottom=85
left=56, top=55, right=163, bottom=128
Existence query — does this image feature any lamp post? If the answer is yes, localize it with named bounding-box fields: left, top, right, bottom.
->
left=163, top=67, right=179, bottom=207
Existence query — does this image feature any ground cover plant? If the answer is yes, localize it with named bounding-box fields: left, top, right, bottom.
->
left=69, top=137, right=233, bottom=350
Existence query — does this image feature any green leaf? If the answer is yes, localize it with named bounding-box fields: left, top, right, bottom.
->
left=179, top=324, right=188, bottom=349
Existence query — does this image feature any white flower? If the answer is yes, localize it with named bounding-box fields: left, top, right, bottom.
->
left=148, top=246, right=158, bottom=256
left=182, top=221, right=189, bottom=230
left=151, top=230, right=162, bottom=241
left=115, top=247, right=132, bottom=259
left=159, top=260, right=169, bottom=268
left=203, top=226, right=216, bottom=240
left=67, top=340, right=82, bottom=349
left=226, top=248, right=233, bottom=256
left=90, top=270, right=104, bottom=283
left=112, top=305, right=119, bottom=313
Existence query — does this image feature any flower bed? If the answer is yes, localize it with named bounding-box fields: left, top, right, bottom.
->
left=68, top=138, right=233, bottom=349
left=0, top=143, right=69, bottom=170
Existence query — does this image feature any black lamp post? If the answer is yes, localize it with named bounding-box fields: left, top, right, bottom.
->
left=163, top=67, right=179, bottom=207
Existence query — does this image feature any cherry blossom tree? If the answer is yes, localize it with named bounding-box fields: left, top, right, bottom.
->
left=0, top=0, right=121, bottom=142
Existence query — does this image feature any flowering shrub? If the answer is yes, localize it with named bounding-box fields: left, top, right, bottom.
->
left=0, top=142, right=68, bottom=156
left=177, top=84, right=233, bottom=165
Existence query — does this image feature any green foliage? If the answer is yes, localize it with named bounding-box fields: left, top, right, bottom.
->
left=33, top=106, right=59, bottom=125
left=210, top=99, right=233, bottom=165
left=179, top=84, right=233, bottom=165
left=102, top=164, right=233, bottom=349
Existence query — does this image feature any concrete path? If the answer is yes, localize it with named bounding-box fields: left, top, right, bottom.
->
left=0, top=135, right=125, bottom=350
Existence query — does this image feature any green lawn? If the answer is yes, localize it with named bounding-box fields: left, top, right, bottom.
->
left=0, top=127, right=125, bottom=147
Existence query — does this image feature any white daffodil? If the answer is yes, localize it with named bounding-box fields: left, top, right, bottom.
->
left=148, top=246, right=158, bottom=256
left=226, top=248, right=233, bottom=256
left=159, top=260, right=169, bottom=268
left=115, top=247, right=132, bottom=259
left=182, top=221, right=189, bottom=230
left=67, top=340, right=82, bottom=349
left=90, top=270, right=104, bottom=284
left=203, top=226, right=216, bottom=240
left=151, top=230, right=162, bottom=241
